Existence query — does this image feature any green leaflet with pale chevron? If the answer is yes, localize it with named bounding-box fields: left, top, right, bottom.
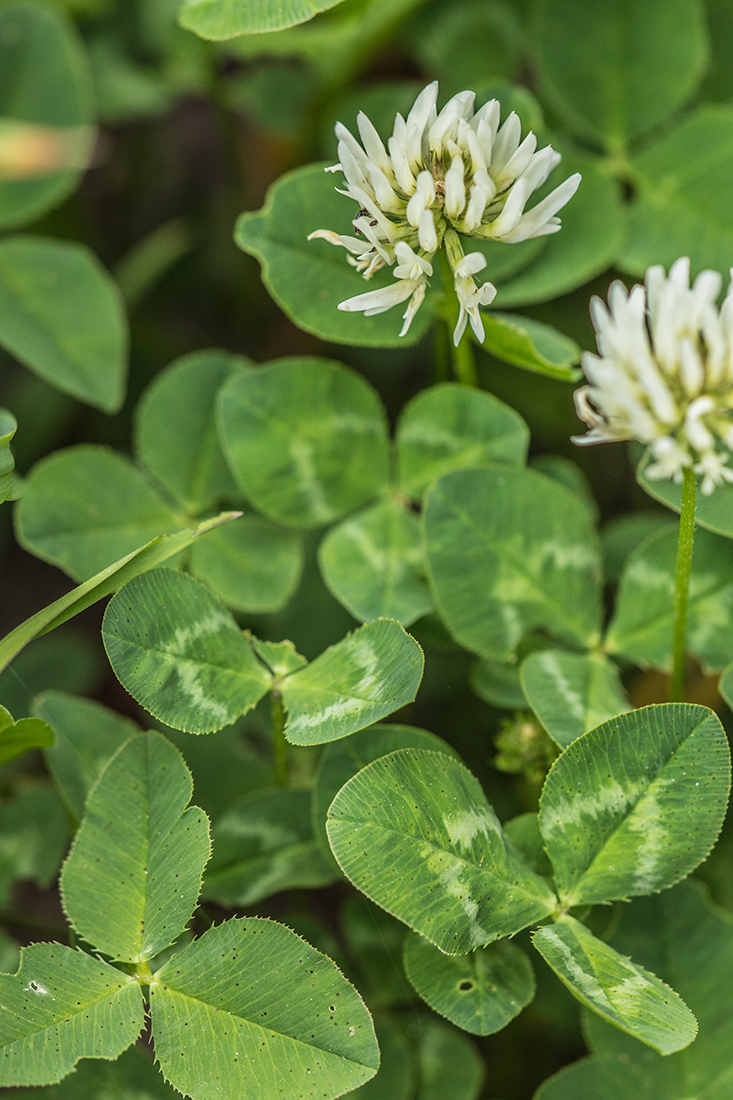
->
left=282, top=619, right=424, bottom=745
left=424, top=466, right=603, bottom=661
left=539, top=704, right=730, bottom=907
left=102, top=569, right=272, bottom=733
left=532, top=915, right=697, bottom=1055
left=217, top=357, right=390, bottom=528
left=520, top=649, right=630, bottom=748
left=327, top=748, right=556, bottom=954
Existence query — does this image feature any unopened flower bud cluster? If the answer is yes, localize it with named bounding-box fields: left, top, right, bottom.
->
left=574, top=258, right=733, bottom=495
left=310, top=82, right=580, bottom=345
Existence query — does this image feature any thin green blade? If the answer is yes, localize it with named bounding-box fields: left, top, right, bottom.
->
left=0, top=512, right=240, bottom=676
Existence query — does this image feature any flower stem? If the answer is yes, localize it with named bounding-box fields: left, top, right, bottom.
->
left=437, top=246, right=478, bottom=387
left=453, top=330, right=478, bottom=388
left=271, top=688, right=288, bottom=786
left=434, top=317, right=451, bottom=382
left=669, top=467, right=697, bottom=702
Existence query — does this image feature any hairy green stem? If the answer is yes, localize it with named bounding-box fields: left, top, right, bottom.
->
left=669, top=467, right=697, bottom=702
left=271, top=689, right=288, bottom=786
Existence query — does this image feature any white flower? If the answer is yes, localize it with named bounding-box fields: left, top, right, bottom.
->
left=450, top=251, right=497, bottom=346
left=309, top=81, right=580, bottom=342
left=573, top=257, right=733, bottom=494
left=337, top=243, right=432, bottom=337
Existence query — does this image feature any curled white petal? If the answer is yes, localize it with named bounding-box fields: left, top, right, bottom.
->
left=482, top=176, right=531, bottom=239
left=490, top=112, right=522, bottom=176
left=694, top=451, right=733, bottom=495
left=452, top=265, right=497, bottom=346
left=367, top=162, right=401, bottom=213
left=405, top=82, right=439, bottom=141
left=356, top=111, right=391, bottom=174
left=307, top=229, right=362, bottom=253
left=418, top=208, right=438, bottom=253
left=415, top=169, right=436, bottom=205
left=520, top=146, right=562, bottom=193
left=499, top=173, right=581, bottom=243
left=445, top=156, right=466, bottom=219
left=493, top=132, right=537, bottom=191
left=406, top=190, right=426, bottom=228
left=463, top=183, right=489, bottom=232
left=338, top=277, right=418, bottom=316
left=455, top=251, right=487, bottom=277
left=399, top=280, right=427, bottom=336
left=393, top=240, right=433, bottom=279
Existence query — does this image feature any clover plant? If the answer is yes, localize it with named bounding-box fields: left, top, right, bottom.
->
left=2, top=1, right=733, bottom=1098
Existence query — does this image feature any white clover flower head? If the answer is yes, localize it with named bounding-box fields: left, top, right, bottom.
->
left=308, top=81, right=581, bottom=341
left=573, top=257, right=733, bottom=494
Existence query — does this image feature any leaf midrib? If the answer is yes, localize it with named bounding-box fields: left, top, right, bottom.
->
left=330, top=811, right=554, bottom=911
left=151, top=983, right=375, bottom=1070
left=3, top=979, right=138, bottom=1044
left=102, top=629, right=270, bottom=686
